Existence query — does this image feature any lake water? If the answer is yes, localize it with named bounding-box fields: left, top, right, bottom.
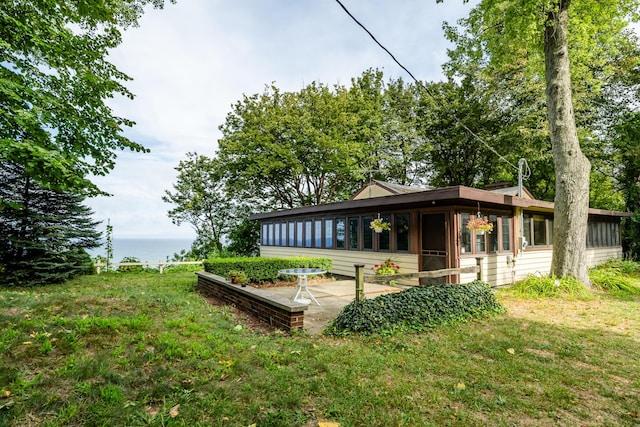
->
left=88, top=238, right=194, bottom=262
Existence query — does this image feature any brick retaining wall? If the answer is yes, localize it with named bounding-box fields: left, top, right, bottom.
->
left=196, top=272, right=308, bottom=331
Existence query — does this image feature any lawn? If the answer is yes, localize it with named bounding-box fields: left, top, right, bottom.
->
left=0, top=270, right=638, bottom=426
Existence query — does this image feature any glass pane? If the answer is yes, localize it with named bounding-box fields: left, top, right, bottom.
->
left=489, top=214, right=498, bottom=253
left=363, top=216, right=373, bottom=250
left=296, top=222, right=303, bottom=247
left=314, top=220, right=322, bottom=248
left=533, top=217, right=546, bottom=246
left=547, top=219, right=553, bottom=246
left=262, top=223, right=268, bottom=245
left=349, top=218, right=359, bottom=250
left=274, top=223, right=280, bottom=246
left=475, top=231, right=486, bottom=253
left=378, top=214, right=391, bottom=251
left=288, top=222, right=295, bottom=247
left=268, top=223, right=274, bottom=246
left=460, top=212, right=472, bottom=254
left=523, top=214, right=532, bottom=247
left=305, top=221, right=312, bottom=247
left=501, top=216, right=511, bottom=251
left=281, top=223, right=287, bottom=246
left=396, top=214, right=410, bottom=251
left=325, top=219, right=333, bottom=248
left=336, top=218, right=346, bottom=249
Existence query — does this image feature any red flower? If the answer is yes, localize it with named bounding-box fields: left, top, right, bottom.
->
left=374, top=264, right=379, bottom=267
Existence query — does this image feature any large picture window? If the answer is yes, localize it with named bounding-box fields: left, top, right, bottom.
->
left=314, top=220, right=322, bottom=248
left=363, top=216, right=373, bottom=250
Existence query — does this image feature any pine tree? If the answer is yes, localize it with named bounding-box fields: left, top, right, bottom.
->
left=0, top=162, right=101, bottom=287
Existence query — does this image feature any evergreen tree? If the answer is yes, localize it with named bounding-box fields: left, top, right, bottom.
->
left=0, top=162, right=101, bottom=287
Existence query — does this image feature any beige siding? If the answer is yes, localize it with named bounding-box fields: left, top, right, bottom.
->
left=585, top=247, right=623, bottom=265
left=260, top=247, right=419, bottom=277
left=513, top=250, right=554, bottom=281
left=460, top=255, right=515, bottom=286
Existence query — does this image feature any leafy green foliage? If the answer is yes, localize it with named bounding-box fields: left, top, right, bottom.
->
left=589, top=260, right=640, bottom=296
left=116, top=257, right=145, bottom=273
left=0, top=162, right=100, bottom=287
left=505, top=276, right=594, bottom=300
left=0, top=0, right=171, bottom=197
left=226, top=217, right=260, bottom=257
left=326, top=281, right=505, bottom=335
left=202, top=257, right=332, bottom=284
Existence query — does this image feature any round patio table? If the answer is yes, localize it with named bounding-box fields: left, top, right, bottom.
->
left=278, top=268, right=326, bottom=305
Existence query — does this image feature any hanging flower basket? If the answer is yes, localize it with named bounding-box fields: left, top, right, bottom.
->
left=370, top=217, right=390, bottom=233
left=467, top=215, right=493, bottom=234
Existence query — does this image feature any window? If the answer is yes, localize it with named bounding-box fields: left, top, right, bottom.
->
left=395, top=214, right=410, bottom=251
left=461, top=211, right=512, bottom=255
left=378, top=214, right=391, bottom=251
left=288, top=222, right=295, bottom=246
left=324, top=219, right=333, bottom=248
left=274, top=223, right=280, bottom=246
left=336, top=218, right=346, bottom=249
left=488, top=214, right=498, bottom=253
left=460, top=212, right=472, bottom=254
left=261, top=223, right=268, bottom=245
left=281, top=223, right=287, bottom=246
left=268, top=223, right=274, bottom=246
left=523, top=213, right=553, bottom=247
left=363, top=216, right=373, bottom=250
left=587, top=221, right=620, bottom=247
left=314, top=220, right=322, bottom=248
left=349, top=218, right=359, bottom=250
left=501, top=215, right=511, bottom=251
left=296, top=221, right=303, bottom=247
left=304, top=221, right=312, bottom=247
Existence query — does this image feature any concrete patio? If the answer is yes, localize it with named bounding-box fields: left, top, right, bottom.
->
left=261, top=279, right=408, bottom=335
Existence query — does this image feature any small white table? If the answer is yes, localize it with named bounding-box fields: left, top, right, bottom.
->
left=278, top=268, right=326, bottom=305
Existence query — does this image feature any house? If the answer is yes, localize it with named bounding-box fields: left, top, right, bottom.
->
left=250, top=180, right=628, bottom=286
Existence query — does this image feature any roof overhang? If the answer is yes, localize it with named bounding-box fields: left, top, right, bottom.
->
left=249, top=185, right=630, bottom=220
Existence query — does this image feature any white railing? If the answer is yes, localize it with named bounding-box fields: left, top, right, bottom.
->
left=94, top=261, right=203, bottom=274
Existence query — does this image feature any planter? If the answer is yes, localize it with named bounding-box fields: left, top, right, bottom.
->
left=374, top=227, right=383, bottom=233
left=477, top=230, right=485, bottom=236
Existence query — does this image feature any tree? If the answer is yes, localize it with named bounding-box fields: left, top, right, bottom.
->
left=0, top=0, right=171, bottom=199
left=442, top=0, right=640, bottom=284
left=415, top=79, right=513, bottom=188
left=163, top=153, right=235, bottom=258
left=0, top=162, right=101, bottom=287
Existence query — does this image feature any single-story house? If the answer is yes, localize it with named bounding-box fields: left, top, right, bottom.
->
left=250, top=180, right=629, bottom=286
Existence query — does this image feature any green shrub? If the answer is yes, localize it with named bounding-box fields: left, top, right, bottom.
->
left=117, top=257, right=145, bottom=273
left=202, top=256, right=332, bottom=283
left=325, top=280, right=505, bottom=336
left=587, top=260, right=640, bottom=296
left=506, top=275, right=593, bottom=300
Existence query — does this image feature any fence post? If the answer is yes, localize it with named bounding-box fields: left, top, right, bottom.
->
left=476, top=257, right=483, bottom=282
left=159, top=261, right=164, bottom=274
left=354, top=264, right=365, bottom=302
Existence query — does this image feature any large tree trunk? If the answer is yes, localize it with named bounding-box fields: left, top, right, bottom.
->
left=544, top=0, right=592, bottom=285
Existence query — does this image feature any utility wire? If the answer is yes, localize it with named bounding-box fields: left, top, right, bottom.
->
left=334, top=0, right=519, bottom=172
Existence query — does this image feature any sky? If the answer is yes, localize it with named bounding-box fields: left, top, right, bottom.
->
left=87, top=0, right=475, bottom=239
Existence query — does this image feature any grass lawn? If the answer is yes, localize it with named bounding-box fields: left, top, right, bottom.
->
left=0, top=271, right=639, bottom=426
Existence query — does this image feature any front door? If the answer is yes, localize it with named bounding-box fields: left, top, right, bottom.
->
left=421, top=213, right=449, bottom=284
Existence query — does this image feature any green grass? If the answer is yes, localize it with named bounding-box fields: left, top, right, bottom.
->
left=1, top=271, right=639, bottom=426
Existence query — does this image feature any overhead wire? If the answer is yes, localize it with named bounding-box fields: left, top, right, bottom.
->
left=334, top=0, right=520, bottom=173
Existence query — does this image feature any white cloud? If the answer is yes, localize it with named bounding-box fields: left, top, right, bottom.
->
left=87, top=0, right=475, bottom=238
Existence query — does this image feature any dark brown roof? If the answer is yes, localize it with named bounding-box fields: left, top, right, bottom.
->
left=250, top=185, right=630, bottom=220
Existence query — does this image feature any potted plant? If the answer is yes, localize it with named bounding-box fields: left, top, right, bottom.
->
left=466, top=215, right=494, bottom=235
left=372, top=258, right=400, bottom=275
left=228, top=270, right=249, bottom=286
left=370, top=217, right=391, bottom=233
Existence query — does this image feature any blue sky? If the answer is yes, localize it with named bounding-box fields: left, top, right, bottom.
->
left=87, top=0, right=475, bottom=238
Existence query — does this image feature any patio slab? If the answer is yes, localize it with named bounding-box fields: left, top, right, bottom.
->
left=262, top=279, right=408, bottom=335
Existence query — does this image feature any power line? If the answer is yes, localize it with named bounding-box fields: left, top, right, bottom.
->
left=334, top=0, right=520, bottom=172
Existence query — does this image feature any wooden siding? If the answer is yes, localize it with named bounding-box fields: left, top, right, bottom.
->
left=260, top=247, right=419, bottom=277
left=585, top=247, right=623, bottom=265
left=459, top=255, right=515, bottom=286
